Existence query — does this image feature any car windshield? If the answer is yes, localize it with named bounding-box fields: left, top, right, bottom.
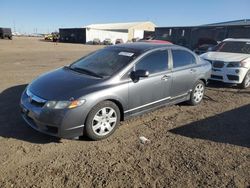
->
left=212, top=41, right=250, bottom=54
left=70, top=48, right=139, bottom=77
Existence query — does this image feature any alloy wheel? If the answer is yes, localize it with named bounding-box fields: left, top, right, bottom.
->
left=92, top=107, right=117, bottom=136
left=244, top=72, right=250, bottom=88
left=193, top=83, right=204, bottom=103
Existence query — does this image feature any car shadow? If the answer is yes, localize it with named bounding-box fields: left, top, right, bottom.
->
left=169, top=104, right=250, bottom=148
left=206, top=81, right=250, bottom=95
left=207, top=80, right=238, bottom=88
left=0, top=84, right=61, bottom=144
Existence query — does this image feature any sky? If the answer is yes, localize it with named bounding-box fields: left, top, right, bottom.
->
left=1, top=0, right=250, bottom=34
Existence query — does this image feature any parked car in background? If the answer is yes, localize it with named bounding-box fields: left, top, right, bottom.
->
left=44, top=34, right=53, bottom=41
left=194, top=38, right=218, bottom=54
left=20, top=42, right=211, bottom=140
left=132, top=37, right=140, bottom=42
left=200, top=38, right=250, bottom=88
left=194, top=43, right=218, bottom=55
left=44, top=32, right=59, bottom=42
left=103, top=38, right=112, bottom=45
left=52, top=32, right=59, bottom=42
left=115, top=39, right=124, bottom=44
left=93, top=38, right=101, bottom=45
left=0, top=28, right=12, bottom=40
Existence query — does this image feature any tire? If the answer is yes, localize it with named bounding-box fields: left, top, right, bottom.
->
left=188, top=80, right=205, bottom=106
left=85, top=101, right=120, bottom=140
left=238, top=70, right=250, bottom=89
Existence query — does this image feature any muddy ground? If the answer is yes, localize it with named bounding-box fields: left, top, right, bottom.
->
left=0, top=37, right=249, bottom=188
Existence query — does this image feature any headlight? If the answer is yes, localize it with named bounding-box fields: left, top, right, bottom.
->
left=227, top=62, right=240, bottom=67
left=227, top=61, right=248, bottom=68
left=45, top=99, right=86, bottom=109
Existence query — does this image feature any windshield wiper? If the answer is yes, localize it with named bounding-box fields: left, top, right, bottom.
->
left=65, top=66, right=103, bottom=78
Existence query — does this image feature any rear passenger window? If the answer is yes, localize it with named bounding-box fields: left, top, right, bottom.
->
left=136, top=50, right=168, bottom=74
left=172, top=50, right=196, bottom=68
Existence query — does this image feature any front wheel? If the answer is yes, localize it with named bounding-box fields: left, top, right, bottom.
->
left=238, top=70, right=250, bottom=89
left=85, top=101, right=120, bottom=140
left=188, top=80, right=205, bottom=106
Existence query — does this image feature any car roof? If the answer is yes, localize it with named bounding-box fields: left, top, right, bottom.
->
left=107, top=42, right=176, bottom=53
left=146, top=40, right=172, bottom=44
left=223, top=38, right=250, bottom=42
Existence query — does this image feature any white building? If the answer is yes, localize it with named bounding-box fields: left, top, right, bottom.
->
left=84, top=21, right=156, bottom=44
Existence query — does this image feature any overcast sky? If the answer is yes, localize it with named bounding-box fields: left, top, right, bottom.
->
left=1, top=0, right=250, bottom=34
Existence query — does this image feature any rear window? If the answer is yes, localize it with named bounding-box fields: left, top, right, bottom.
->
left=172, top=50, right=196, bottom=68
left=212, top=41, right=250, bottom=54
left=135, top=50, right=168, bottom=74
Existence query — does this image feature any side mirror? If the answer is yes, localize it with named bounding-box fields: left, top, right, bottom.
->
left=130, top=70, right=149, bottom=82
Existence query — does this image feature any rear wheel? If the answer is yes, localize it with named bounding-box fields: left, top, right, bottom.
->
left=85, top=101, right=120, bottom=140
left=188, top=80, right=205, bottom=106
left=238, top=70, right=250, bottom=89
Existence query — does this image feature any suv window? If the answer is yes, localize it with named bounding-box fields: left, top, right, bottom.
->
left=212, top=41, right=250, bottom=54
left=136, top=50, right=168, bottom=74
left=172, top=50, right=196, bottom=68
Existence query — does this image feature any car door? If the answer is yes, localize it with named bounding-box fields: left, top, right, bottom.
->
left=126, top=49, right=172, bottom=114
left=170, top=49, right=198, bottom=97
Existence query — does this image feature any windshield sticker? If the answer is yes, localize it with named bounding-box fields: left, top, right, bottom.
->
left=119, top=52, right=134, bottom=57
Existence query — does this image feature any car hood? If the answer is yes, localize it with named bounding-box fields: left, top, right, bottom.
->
left=28, top=67, right=104, bottom=100
left=200, top=52, right=250, bottom=62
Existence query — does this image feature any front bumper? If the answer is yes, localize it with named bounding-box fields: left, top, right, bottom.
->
left=20, top=90, right=86, bottom=139
left=209, top=67, right=248, bottom=84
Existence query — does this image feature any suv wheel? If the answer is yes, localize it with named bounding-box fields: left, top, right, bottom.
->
left=85, top=101, right=120, bottom=140
left=188, top=80, right=205, bottom=106
left=239, top=70, right=250, bottom=89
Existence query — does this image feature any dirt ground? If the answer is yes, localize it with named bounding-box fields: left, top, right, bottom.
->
left=0, top=37, right=249, bottom=188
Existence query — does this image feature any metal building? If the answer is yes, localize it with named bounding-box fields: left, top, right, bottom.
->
left=155, top=19, right=250, bottom=50
left=59, top=28, right=86, bottom=43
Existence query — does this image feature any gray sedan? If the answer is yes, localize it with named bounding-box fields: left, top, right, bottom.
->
left=20, top=42, right=211, bottom=140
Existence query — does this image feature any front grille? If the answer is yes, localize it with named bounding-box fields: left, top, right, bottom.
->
left=30, top=99, right=45, bottom=107
left=211, top=75, right=223, bottom=80
left=227, top=75, right=239, bottom=81
left=213, top=61, right=225, bottom=68
left=26, top=89, right=47, bottom=107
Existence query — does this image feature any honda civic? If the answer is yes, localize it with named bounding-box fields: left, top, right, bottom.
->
left=20, top=42, right=211, bottom=140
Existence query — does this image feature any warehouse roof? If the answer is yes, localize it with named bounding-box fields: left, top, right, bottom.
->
left=204, top=19, right=250, bottom=26
left=156, top=19, right=250, bottom=29
left=84, top=21, right=156, bottom=30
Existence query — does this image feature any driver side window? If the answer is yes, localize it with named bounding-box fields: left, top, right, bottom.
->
left=135, top=50, right=168, bottom=74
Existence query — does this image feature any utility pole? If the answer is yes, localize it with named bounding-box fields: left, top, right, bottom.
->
left=13, top=20, right=16, bottom=33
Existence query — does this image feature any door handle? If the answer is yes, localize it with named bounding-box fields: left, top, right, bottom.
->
left=161, top=75, right=171, bottom=81
left=190, top=68, right=197, bottom=73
